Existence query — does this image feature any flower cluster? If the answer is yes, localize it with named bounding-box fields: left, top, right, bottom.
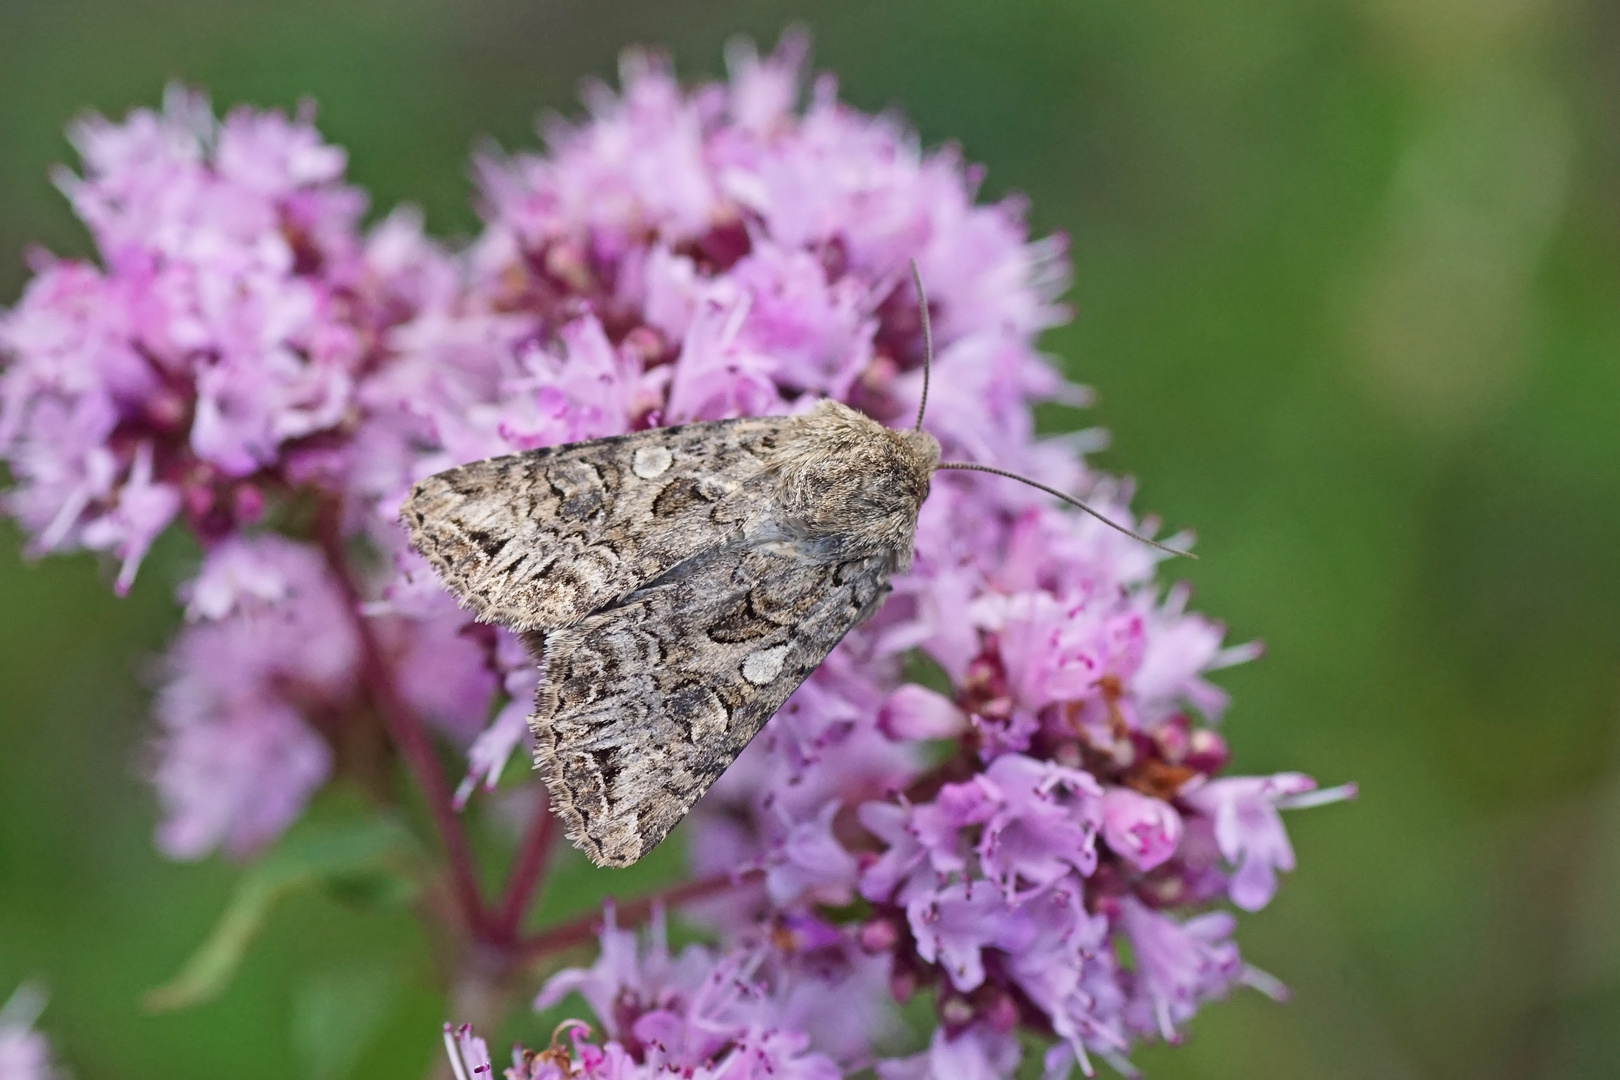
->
left=448, top=906, right=892, bottom=1080
left=0, top=86, right=398, bottom=591
left=0, top=33, right=1351, bottom=1079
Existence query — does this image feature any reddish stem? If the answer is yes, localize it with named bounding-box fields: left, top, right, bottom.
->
left=316, top=518, right=488, bottom=936
left=491, top=801, right=559, bottom=943
left=517, top=870, right=761, bottom=962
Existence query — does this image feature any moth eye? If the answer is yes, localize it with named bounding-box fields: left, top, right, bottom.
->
left=632, top=446, right=674, bottom=479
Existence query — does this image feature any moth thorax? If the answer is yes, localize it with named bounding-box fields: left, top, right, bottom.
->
left=770, top=400, right=939, bottom=560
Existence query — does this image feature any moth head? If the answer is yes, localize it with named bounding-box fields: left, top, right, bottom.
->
left=770, top=399, right=936, bottom=563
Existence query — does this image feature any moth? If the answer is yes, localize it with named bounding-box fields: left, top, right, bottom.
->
left=402, top=266, right=1186, bottom=868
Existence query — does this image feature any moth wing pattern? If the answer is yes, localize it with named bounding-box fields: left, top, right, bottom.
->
left=530, top=542, right=893, bottom=868
left=401, top=418, right=790, bottom=631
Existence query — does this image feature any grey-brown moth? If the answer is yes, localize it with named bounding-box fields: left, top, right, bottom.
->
left=401, top=267, right=1185, bottom=868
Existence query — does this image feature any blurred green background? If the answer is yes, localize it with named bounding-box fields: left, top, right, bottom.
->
left=3, top=0, right=1619, bottom=1077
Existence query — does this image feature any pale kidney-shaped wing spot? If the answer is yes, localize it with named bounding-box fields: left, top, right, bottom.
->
left=632, top=446, right=674, bottom=479
left=741, top=644, right=790, bottom=686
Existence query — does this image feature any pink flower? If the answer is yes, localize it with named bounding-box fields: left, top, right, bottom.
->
left=907, top=881, right=1036, bottom=992
left=876, top=685, right=967, bottom=741
left=443, top=1024, right=492, bottom=1080
left=1180, top=773, right=1314, bottom=911
left=0, top=86, right=403, bottom=590
left=151, top=536, right=355, bottom=858
left=983, top=591, right=1145, bottom=719
left=0, top=985, right=60, bottom=1080
left=1117, top=898, right=1242, bottom=1042
left=1100, top=788, right=1182, bottom=872
left=878, top=1025, right=1022, bottom=1080
left=534, top=908, right=862, bottom=1078
left=1006, top=890, right=1126, bottom=1077
left=454, top=648, right=537, bottom=809
left=933, top=755, right=1101, bottom=900
left=77, top=441, right=180, bottom=594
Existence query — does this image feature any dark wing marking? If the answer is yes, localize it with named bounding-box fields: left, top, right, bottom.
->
left=529, top=543, right=892, bottom=867
left=401, top=418, right=789, bottom=631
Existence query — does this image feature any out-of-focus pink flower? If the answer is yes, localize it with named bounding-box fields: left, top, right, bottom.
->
left=0, top=985, right=60, bottom=1080
left=877, top=685, right=967, bottom=741
left=454, top=659, right=537, bottom=809
left=0, top=85, right=417, bottom=591
left=878, top=1025, right=1022, bottom=1080
left=78, top=441, right=181, bottom=594
left=443, top=1024, right=493, bottom=1080
left=386, top=590, right=499, bottom=742
left=152, top=536, right=355, bottom=859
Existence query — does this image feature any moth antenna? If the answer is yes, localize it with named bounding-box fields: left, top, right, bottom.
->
left=935, top=461, right=1196, bottom=558
left=910, top=258, right=932, bottom=433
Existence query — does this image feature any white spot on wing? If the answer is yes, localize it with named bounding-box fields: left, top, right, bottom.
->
left=741, top=644, right=790, bottom=685
left=632, top=446, right=673, bottom=479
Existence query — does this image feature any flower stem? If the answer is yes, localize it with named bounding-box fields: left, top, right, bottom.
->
left=316, top=513, right=488, bottom=936
left=516, top=869, right=760, bottom=962
left=490, top=800, right=559, bottom=943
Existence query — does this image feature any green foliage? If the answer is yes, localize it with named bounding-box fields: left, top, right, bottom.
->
left=145, top=811, right=419, bottom=1013
left=291, top=965, right=402, bottom=1080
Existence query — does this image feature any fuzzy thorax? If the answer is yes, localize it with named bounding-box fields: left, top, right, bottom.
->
left=766, top=400, right=939, bottom=568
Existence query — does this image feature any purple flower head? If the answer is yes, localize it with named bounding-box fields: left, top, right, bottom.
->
left=0, top=85, right=430, bottom=591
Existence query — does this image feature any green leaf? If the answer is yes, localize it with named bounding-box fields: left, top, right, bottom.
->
left=291, top=965, right=401, bottom=1080
left=145, top=814, right=419, bottom=1012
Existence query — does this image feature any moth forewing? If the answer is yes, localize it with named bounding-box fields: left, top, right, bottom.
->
left=399, top=417, right=792, bottom=632
left=532, top=542, right=894, bottom=867
left=405, top=400, right=942, bottom=868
